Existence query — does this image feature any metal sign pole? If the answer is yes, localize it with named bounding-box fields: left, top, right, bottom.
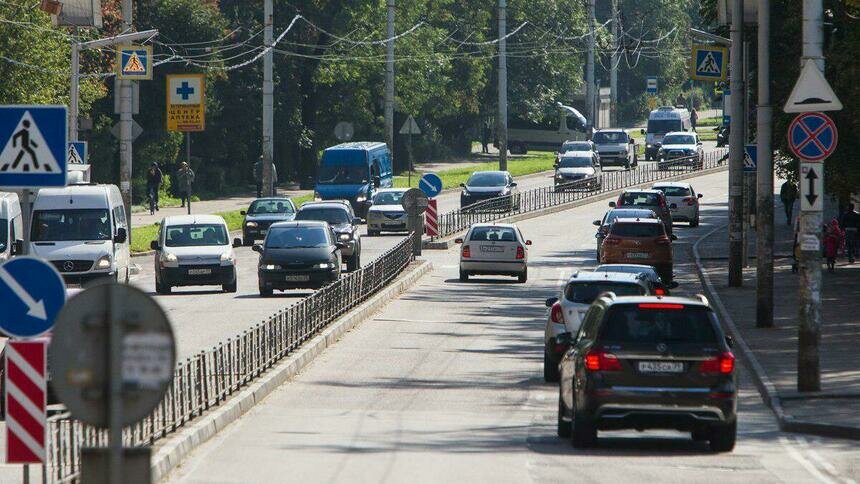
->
left=407, top=132, right=413, bottom=187
left=108, top=285, right=124, bottom=484
left=20, top=190, right=30, bottom=256
left=186, top=133, right=192, bottom=215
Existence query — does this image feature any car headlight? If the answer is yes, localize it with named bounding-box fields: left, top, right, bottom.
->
left=95, top=255, right=112, bottom=270
left=684, top=149, right=696, bottom=155
left=646, top=144, right=653, bottom=148
left=338, top=233, right=352, bottom=241
left=313, top=191, right=322, bottom=201
left=246, top=221, right=258, bottom=228
left=220, top=252, right=235, bottom=263
left=262, top=264, right=280, bottom=270
left=355, top=194, right=366, bottom=203
left=160, top=252, right=178, bottom=268
left=318, top=262, right=334, bottom=269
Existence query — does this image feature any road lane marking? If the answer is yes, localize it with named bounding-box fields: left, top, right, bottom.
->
left=780, top=436, right=838, bottom=484
left=794, top=436, right=855, bottom=484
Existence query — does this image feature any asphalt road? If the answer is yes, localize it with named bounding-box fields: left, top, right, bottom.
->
left=162, top=170, right=860, bottom=484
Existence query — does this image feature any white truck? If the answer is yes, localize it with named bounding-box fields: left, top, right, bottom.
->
left=497, top=104, right=589, bottom=154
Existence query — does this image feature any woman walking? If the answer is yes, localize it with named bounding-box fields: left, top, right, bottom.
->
left=823, top=219, right=844, bottom=272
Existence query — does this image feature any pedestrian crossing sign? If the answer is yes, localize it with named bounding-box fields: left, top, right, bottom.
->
left=117, top=45, right=152, bottom=80
left=0, top=106, right=67, bottom=188
left=691, top=45, right=727, bottom=81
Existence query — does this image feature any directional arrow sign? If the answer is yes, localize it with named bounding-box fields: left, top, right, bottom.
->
left=0, top=257, right=66, bottom=338
left=800, top=163, right=823, bottom=212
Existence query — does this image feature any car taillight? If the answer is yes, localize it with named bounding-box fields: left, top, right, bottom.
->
left=516, top=246, right=525, bottom=259
left=638, top=303, right=684, bottom=309
left=550, top=302, right=564, bottom=323
left=699, top=352, right=735, bottom=375
left=656, top=235, right=671, bottom=245
left=462, top=245, right=471, bottom=258
left=585, top=350, right=622, bottom=372
left=654, top=288, right=666, bottom=296
left=683, top=197, right=696, bottom=206
left=603, top=236, right=621, bottom=246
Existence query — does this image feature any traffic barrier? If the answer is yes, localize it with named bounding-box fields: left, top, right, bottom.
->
left=5, top=341, right=47, bottom=465
left=424, top=199, right=439, bottom=237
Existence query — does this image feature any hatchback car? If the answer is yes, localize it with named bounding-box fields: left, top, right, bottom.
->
left=599, top=218, right=676, bottom=283
left=557, top=294, right=737, bottom=452
left=554, top=151, right=602, bottom=191
left=610, top=189, right=673, bottom=236
left=366, top=188, right=408, bottom=236
left=593, top=208, right=657, bottom=260
left=151, top=215, right=241, bottom=294
left=295, top=201, right=362, bottom=271
left=455, top=223, right=531, bottom=283
left=543, top=271, right=651, bottom=382
left=254, top=221, right=344, bottom=295
left=460, top=171, right=518, bottom=209
left=241, top=197, right=297, bottom=245
left=657, top=131, right=704, bottom=170
left=593, top=263, right=672, bottom=295
left=652, top=182, right=703, bottom=227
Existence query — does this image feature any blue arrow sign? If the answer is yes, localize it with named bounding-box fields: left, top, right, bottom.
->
left=0, top=105, right=68, bottom=188
left=0, top=257, right=66, bottom=338
left=418, top=173, right=443, bottom=198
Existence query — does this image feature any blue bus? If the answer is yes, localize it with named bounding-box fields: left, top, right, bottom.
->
left=314, top=142, right=393, bottom=217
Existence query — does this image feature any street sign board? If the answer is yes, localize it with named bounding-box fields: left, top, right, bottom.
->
left=116, top=45, right=152, bottom=80
left=784, top=60, right=843, bottom=113
left=691, top=45, right=728, bottom=81
left=67, top=141, right=87, bottom=165
left=401, top=187, right=429, bottom=213
left=800, top=163, right=824, bottom=211
left=418, top=173, right=443, bottom=198
left=399, top=115, right=421, bottom=135
left=646, top=76, right=658, bottom=94
left=49, top=284, right=176, bottom=428
left=744, top=144, right=757, bottom=172
left=788, top=112, right=837, bottom=162
left=334, top=121, right=354, bottom=141
left=5, top=340, right=47, bottom=464
left=110, top=119, right=144, bottom=142
left=167, top=74, right=206, bottom=132
left=0, top=257, right=66, bottom=338
left=0, top=105, right=67, bottom=188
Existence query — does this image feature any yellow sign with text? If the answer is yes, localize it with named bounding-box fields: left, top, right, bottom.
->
left=166, top=74, right=205, bottom=132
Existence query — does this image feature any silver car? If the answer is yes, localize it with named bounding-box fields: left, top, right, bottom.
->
left=456, top=223, right=530, bottom=283
left=652, top=181, right=703, bottom=226
left=366, top=188, right=409, bottom=235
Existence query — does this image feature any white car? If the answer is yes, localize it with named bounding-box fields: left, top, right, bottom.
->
left=151, top=215, right=242, bottom=294
left=554, top=151, right=602, bottom=190
left=455, top=223, right=530, bottom=283
left=657, top=131, right=703, bottom=169
left=652, top=181, right=703, bottom=227
left=366, top=188, right=409, bottom=235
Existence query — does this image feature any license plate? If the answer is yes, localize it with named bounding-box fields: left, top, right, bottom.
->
left=383, top=223, right=403, bottom=228
left=480, top=246, right=505, bottom=253
left=626, top=252, right=650, bottom=259
left=285, top=275, right=310, bottom=282
left=187, top=268, right=212, bottom=275
left=638, top=361, right=684, bottom=373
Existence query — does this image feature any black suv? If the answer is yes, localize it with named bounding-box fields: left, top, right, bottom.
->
left=241, top=197, right=297, bottom=245
left=295, top=201, right=362, bottom=271
left=556, top=295, right=737, bottom=452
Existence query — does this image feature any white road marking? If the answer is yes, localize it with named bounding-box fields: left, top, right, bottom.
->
left=794, top=436, right=855, bottom=484
left=780, top=436, right=838, bottom=484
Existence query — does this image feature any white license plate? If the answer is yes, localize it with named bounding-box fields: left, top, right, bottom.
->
left=187, top=268, right=212, bottom=275
left=285, top=275, right=310, bottom=282
left=626, top=252, right=650, bottom=259
left=638, top=361, right=684, bottom=373
left=480, top=246, right=505, bottom=253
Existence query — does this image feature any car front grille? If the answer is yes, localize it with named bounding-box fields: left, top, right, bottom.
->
left=52, top=260, right=94, bottom=273
left=383, top=212, right=406, bottom=220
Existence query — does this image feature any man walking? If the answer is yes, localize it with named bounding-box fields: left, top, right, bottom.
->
left=779, top=180, right=798, bottom=225
left=840, top=203, right=860, bottom=263
left=690, top=107, right=699, bottom=132
left=146, top=162, right=163, bottom=212
left=175, top=162, right=195, bottom=208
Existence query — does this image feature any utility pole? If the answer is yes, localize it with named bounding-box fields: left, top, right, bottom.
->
left=498, top=0, right=508, bottom=170
left=119, top=0, right=133, bottom=237
left=742, top=40, right=751, bottom=268
left=728, top=0, right=745, bottom=287
left=610, top=0, right=619, bottom=127
left=586, top=0, right=596, bottom=132
left=262, top=0, right=274, bottom=197
left=385, top=0, right=395, bottom=155
left=797, top=0, right=824, bottom=392
left=70, top=42, right=80, bottom=142
left=756, top=0, right=774, bottom=328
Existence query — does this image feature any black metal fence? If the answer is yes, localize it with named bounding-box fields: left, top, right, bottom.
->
left=436, top=150, right=728, bottom=238
left=45, top=235, right=415, bottom=482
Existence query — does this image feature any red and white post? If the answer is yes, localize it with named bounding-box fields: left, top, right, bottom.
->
left=5, top=340, right=47, bottom=473
left=424, top=199, right=438, bottom=237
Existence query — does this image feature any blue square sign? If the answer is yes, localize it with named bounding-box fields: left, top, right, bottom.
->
left=0, top=105, right=67, bottom=188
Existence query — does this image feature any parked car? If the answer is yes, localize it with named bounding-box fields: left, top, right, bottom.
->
left=657, top=131, right=704, bottom=170
left=542, top=271, right=651, bottom=382
left=455, top=223, right=530, bottom=283
left=593, top=208, right=658, bottom=261
left=599, top=217, right=676, bottom=283
left=254, top=221, right=345, bottom=295
left=593, top=263, right=672, bottom=295
left=0, top=192, right=23, bottom=262
left=610, top=189, right=673, bottom=237
left=652, top=181, right=703, bottom=227
left=592, top=129, right=637, bottom=170
left=460, top=171, right=519, bottom=210
left=313, top=142, right=393, bottom=217
left=366, top=188, right=408, bottom=236
left=554, top=151, right=602, bottom=191
left=241, top=197, right=297, bottom=245
left=557, top=294, right=737, bottom=452
left=295, top=201, right=362, bottom=271
left=150, top=215, right=241, bottom=294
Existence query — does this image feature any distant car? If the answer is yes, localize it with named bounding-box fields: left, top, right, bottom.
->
left=151, top=215, right=241, bottom=295
left=254, top=221, right=345, bottom=295
left=542, top=271, right=651, bottom=382
left=592, top=129, right=637, bottom=170
left=557, top=294, right=737, bottom=452
left=652, top=182, right=703, bottom=227
left=455, top=223, right=531, bottom=283
left=593, top=263, right=671, bottom=295
left=554, top=151, right=602, bottom=191
left=559, top=140, right=596, bottom=155
left=460, top=171, right=519, bottom=210
left=657, top=131, right=704, bottom=170
left=296, top=201, right=362, bottom=271
left=366, top=188, right=408, bottom=236
left=599, top=218, right=676, bottom=283
left=611, top=189, right=673, bottom=237
left=593, top=208, right=657, bottom=260
left=241, top=197, right=297, bottom=245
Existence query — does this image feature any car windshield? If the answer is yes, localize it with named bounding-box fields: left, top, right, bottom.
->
left=467, top=172, right=507, bottom=187
left=266, top=227, right=330, bottom=249
left=318, top=164, right=368, bottom=185
left=662, top=134, right=695, bottom=145
left=619, top=192, right=661, bottom=207
left=655, top=186, right=692, bottom=197
left=248, top=199, right=294, bottom=215
left=595, top=265, right=659, bottom=281
left=593, top=132, right=627, bottom=144
left=565, top=282, right=645, bottom=304
left=372, top=191, right=405, bottom=206
left=647, top=119, right=682, bottom=134
left=296, top=207, right=351, bottom=225
left=562, top=142, right=591, bottom=152
left=605, top=210, right=655, bottom=225
left=31, top=209, right=111, bottom=241
left=611, top=223, right=664, bottom=238
left=469, top=226, right=517, bottom=242
left=165, top=224, right=228, bottom=247
left=599, top=305, right=718, bottom=344
left=558, top=157, right=593, bottom=168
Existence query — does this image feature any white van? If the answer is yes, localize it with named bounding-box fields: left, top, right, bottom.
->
left=641, top=107, right=692, bottom=161
left=0, top=192, right=23, bottom=262
left=29, top=184, right=131, bottom=285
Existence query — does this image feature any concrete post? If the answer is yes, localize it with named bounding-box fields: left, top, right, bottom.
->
left=728, top=0, right=745, bottom=287
left=385, top=0, right=395, bottom=155
left=498, top=0, right=508, bottom=171
left=610, top=0, right=619, bottom=127
left=119, top=0, right=133, bottom=242
left=586, top=0, right=596, bottom=132
left=756, top=0, right=774, bottom=328
left=262, top=0, right=274, bottom=197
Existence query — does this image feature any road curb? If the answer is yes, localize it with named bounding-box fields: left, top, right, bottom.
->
left=150, top=259, right=434, bottom=481
left=691, top=225, right=860, bottom=441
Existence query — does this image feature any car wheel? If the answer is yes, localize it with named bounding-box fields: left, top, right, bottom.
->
left=259, top=285, right=273, bottom=297
left=459, top=269, right=469, bottom=282
left=571, top=406, right=598, bottom=448
left=156, top=281, right=171, bottom=295
left=544, top=351, right=560, bottom=383
left=243, top=233, right=254, bottom=246
left=708, top=420, right=737, bottom=452
left=347, top=254, right=360, bottom=272
left=518, top=268, right=528, bottom=284
left=557, top=392, right=572, bottom=438
left=223, top=278, right=237, bottom=293
left=690, top=216, right=700, bottom=227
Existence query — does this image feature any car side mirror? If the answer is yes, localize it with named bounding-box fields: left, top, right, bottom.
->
left=556, top=332, right=574, bottom=346
left=697, top=193, right=703, bottom=199
left=525, top=240, right=532, bottom=246
left=640, top=128, right=646, bottom=135
left=697, top=141, right=703, bottom=145
left=459, top=183, right=466, bottom=188
left=454, top=238, right=464, bottom=244
left=608, top=201, right=616, bottom=208
left=233, top=237, right=242, bottom=248
left=670, top=203, right=678, bottom=209
left=114, top=227, right=127, bottom=244
left=592, top=220, right=601, bottom=226
left=240, top=210, right=246, bottom=216
left=335, top=242, right=347, bottom=250
left=545, top=297, right=559, bottom=307
left=629, top=139, right=635, bottom=144
left=353, top=217, right=362, bottom=225
left=510, top=182, right=517, bottom=187
left=12, top=239, right=23, bottom=255
left=725, top=335, right=734, bottom=348
left=150, top=240, right=161, bottom=251
left=252, top=244, right=263, bottom=253
left=671, top=234, right=678, bottom=241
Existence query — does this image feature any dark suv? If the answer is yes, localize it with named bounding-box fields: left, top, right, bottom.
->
left=296, top=201, right=362, bottom=271
left=556, top=295, right=737, bottom=452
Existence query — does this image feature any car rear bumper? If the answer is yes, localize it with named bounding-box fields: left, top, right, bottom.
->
left=160, top=265, right=235, bottom=287
left=598, top=154, right=630, bottom=165
left=586, top=387, right=736, bottom=430
left=670, top=206, right=697, bottom=221
left=460, top=260, right=525, bottom=275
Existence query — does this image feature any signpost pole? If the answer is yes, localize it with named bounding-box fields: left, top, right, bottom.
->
left=497, top=0, right=508, bottom=171
left=119, top=0, right=134, bottom=244
left=108, top=285, right=124, bottom=484
left=262, top=0, right=274, bottom=202
left=70, top=41, right=80, bottom=142
left=186, top=133, right=192, bottom=215
left=756, top=0, right=774, bottom=328
left=728, top=0, right=745, bottom=287
left=407, top=131, right=413, bottom=187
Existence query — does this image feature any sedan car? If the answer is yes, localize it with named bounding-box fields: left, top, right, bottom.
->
left=610, top=189, right=673, bottom=237
left=652, top=181, right=703, bottom=227
left=593, top=263, right=672, bottom=295
left=455, top=223, right=530, bottom=283
left=460, top=171, right=518, bottom=210
left=151, top=215, right=241, bottom=294
left=593, top=208, right=657, bottom=260
left=657, top=131, right=704, bottom=170
left=599, top=218, right=676, bottom=283
left=241, top=197, right=297, bottom=245
left=554, top=151, right=602, bottom=191
left=254, top=221, right=344, bottom=295
left=367, top=188, right=408, bottom=236
left=295, top=201, right=362, bottom=271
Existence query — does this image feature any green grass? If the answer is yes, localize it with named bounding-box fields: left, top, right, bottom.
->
left=697, top=116, right=722, bottom=127
left=393, top=151, right=557, bottom=189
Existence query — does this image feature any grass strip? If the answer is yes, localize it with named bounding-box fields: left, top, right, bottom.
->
left=393, top=151, right=556, bottom=189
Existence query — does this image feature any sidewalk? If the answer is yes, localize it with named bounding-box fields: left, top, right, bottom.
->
left=694, top=196, right=860, bottom=439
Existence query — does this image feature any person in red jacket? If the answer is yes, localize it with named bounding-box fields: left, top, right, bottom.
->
left=823, top=219, right=844, bottom=272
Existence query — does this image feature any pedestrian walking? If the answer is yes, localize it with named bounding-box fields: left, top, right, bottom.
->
left=823, top=219, right=844, bottom=272
left=690, top=107, right=699, bottom=132
left=481, top=120, right=490, bottom=154
left=175, top=162, right=195, bottom=208
left=839, top=203, right=860, bottom=263
left=779, top=180, right=798, bottom=225
left=145, top=162, right=163, bottom=213
left=253, top=157, right=279, bottom=198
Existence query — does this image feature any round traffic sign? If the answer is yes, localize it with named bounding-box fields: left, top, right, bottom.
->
left=401, top=187, right=429, bottom=213
left=49, top=284, right=176, bottom=428
left=334, top=121, right=354, bottom=142
left=0, top=256, right=66, bottom=338
left=787, top=112, right=837, bottom=162
left=418, top=173, right=443, bottom=198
